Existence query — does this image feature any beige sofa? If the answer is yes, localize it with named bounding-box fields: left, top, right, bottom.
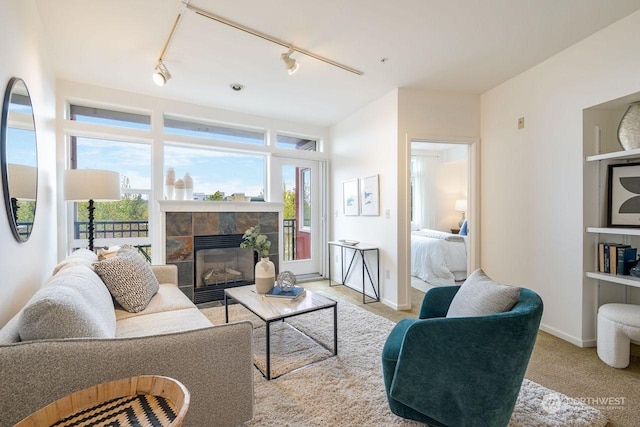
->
left=0, top=249, right=253, bottom=427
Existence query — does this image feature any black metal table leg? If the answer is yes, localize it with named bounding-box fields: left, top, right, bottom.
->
left=334, top=303, right=338, bottom=355
left=266, top=321, right=271, bottom=380
left=224, top=293, right=229, bottom=323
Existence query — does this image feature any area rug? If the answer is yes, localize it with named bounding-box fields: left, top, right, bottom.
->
left=200, top=297, right=608, bottom=427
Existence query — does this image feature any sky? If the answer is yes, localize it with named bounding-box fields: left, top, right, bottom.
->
left=75, top=136, right=295, bottom=199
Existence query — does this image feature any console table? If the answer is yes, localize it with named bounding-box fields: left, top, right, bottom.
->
left=327, top=241, right=380, bottom=304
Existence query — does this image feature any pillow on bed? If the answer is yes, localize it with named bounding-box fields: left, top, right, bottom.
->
left=459, top=220, right=468, bottom=236
left=446, top=269, right=520, bottom=318
left=412, top=228, right=465, bottom=242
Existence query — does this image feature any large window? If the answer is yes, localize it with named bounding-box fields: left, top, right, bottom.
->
left=164, top=116, right=265, bottom=145
left=69, top=132, right=151, bottom=255
left=70, top=104, right=151, bottom=130
left=164, top=144, right=265, bottom=200
left=277, top=134, right=317, bottom=151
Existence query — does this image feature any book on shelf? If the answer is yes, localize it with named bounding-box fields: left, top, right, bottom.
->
left=610, top=244, right=628, bottom=275
left=264, top=286, right=306, bottom=301
left=618, top=247, right=638, bottom=276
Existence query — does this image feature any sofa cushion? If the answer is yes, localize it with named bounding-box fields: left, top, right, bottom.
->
left=94, top=248, right=159, bottom=313
left=19, top=264, right=116, bottom=341
left=116, top=308, right=212, bottom=338
left=114, top=283, right=196, bottom=321
left=51, top=248, right=98, bottom=275
left=446, top=269, right=520, bottom=318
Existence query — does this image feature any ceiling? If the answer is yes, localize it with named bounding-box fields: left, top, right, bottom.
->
left=34, top=0, right=640, bottom=127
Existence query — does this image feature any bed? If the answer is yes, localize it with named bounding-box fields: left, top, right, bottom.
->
left=410, top=229, right=468, bottom=286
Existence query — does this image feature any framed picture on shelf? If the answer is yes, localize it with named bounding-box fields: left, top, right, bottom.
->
left=343, top=179, right=359, bottom=216
left=359, top=174, right=380, bottom=216
left=608, top=162, right=640, bottom=227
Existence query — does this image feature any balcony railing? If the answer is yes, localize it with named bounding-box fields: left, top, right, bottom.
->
left=72, top=219, right=297, bottom=263
left=283, top=218, right=296, bottom=261
left=73, top=220, right=151, bottom=261
left=73, top=220, right=149, bottom=239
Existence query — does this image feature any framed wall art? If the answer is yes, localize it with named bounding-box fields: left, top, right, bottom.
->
left=343, top=179, right=359, bottom=216
left=359, top=174, right=379, bottom=216
left=608, top=162, right=640, bottom=227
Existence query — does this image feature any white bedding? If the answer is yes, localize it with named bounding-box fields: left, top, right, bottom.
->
left=411, top=231, right=467, bottom=286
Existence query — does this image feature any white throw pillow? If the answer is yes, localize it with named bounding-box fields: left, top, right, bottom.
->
left=446, top=269, right=520, bottom=318
left=94, top=248, right=159, bottom=313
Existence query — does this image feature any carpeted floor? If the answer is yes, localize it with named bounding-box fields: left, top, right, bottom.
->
left=301, top=279, right=640, bottom=427
left=201, top=292, right=607, bottom=427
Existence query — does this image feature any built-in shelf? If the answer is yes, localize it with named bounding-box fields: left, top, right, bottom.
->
left=586, top=147, right=640, bottom=162
left=586, top=271, right=640, bottom=288
left=586, top=227, right=640, bottom=236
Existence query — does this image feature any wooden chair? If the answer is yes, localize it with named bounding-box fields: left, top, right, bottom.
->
left=15, top=375, right=190, bottom=427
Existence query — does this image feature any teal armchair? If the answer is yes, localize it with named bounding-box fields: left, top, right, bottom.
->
left=382, top=286, right=543, bottom=427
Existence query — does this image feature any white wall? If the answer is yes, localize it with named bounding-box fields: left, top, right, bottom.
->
left=481, top=10, right=640, bottom=346
left=435, top=158, right=467, bottom=231
left=0, top=1, right=57, bottom=326
left=330, top=88, right=479, bottom=309
left=329, top=90, right=399, bottom=305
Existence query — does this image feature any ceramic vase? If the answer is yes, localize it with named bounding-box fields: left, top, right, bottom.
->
left=174, top=178, right=185, bottom=200
left=618, top=102, right=640, bottom=150
left=184, top=172, right=194, bottom=200
left=255, top=256, right=275, bottom=294
left=165, top=167, right=175, bottom=200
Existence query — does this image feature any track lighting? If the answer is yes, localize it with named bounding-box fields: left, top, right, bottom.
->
left=153, top=61, right=172, bottom=86
left=281, top=48, right=299, bottom=75
left=153, top=4, right=363, bottom=82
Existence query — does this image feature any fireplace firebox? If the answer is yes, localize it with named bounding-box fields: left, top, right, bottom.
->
left=194, top=234, right=254, bottom=303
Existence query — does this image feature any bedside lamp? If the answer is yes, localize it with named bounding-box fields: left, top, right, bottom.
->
left=64, top=169, right=120, bottom=251
left=454, top=199, right=467, bottom=228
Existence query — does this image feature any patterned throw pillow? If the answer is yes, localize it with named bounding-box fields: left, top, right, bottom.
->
left=94, top=248, right=159, bottom=313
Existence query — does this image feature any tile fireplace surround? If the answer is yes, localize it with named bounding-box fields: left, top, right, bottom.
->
left=159, top=201, right=283, bottom=301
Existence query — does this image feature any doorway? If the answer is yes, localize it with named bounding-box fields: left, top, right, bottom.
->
left=271, top=157, right=322, bottom=277
left=409, top=139, right=475, bottom=293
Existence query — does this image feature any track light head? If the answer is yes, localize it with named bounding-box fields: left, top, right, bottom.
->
left=281, top=48, right=299, bottom=75
left=153, top=61, right=172, bottom=86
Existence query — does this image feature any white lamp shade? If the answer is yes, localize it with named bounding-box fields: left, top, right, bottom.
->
left=454, top=199, right=467, bottom=213
left=8, top=163, right=37, bottom=200
left=64, top=169, right=121, bottom=201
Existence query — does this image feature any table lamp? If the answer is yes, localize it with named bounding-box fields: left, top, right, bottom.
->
left=8, top=163, right=37, bottom=220
left=454, top=199, right=467, bottom=228
left=64, top=169, right=120, bottom=251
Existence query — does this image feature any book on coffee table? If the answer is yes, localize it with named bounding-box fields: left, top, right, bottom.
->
left=264, top=286, right=306, bottom=301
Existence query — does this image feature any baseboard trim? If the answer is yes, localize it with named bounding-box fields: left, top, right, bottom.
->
left=539, top=323, right=596, bottom=348
left=380, top=297, right=411, bottom=311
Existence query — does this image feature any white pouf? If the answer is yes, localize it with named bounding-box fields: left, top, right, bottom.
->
left=597, top=303, right=640, bottom=368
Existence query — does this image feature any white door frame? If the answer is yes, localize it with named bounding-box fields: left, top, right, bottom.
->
left=404, top=136, right=480, bottom=291
left=270, top=156, right=326, bottom=276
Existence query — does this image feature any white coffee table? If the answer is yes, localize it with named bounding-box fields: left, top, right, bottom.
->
left=224, top=285, right=337, bottom=380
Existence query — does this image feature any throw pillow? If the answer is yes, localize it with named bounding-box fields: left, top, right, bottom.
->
left=446, top=269, right=520, bottom=318
left=94, top=248, right=159, bottom=313
left=19, top=264, right=116, bottom=341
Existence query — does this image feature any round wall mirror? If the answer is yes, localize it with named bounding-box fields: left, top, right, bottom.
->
left=0, top=77, right=38, bottom=242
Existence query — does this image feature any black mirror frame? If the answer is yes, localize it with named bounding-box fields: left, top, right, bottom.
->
left=1, top=77, right=38, bottom=242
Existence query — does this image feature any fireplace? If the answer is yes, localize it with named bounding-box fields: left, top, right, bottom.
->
left=194, top=234, right=254, bottom=303
left=162, top=206, right=281, bottom=303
